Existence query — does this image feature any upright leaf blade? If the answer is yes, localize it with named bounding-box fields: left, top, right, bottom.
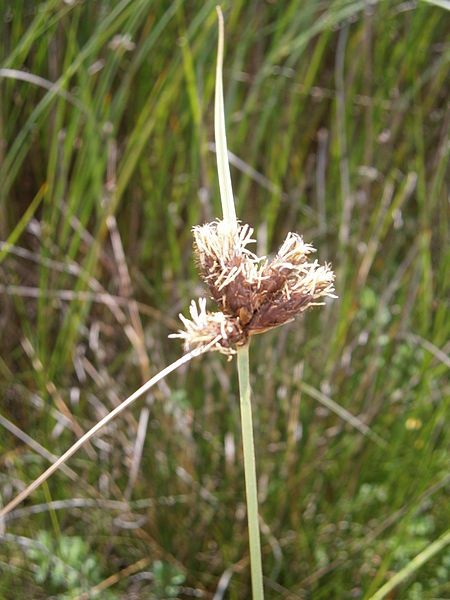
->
left=215, top=7, right=237, bottom=227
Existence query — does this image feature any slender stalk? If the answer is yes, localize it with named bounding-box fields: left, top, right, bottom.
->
left=215, top=8, right=264, bottom=597
left=237, top=344, right=264, bottom=599
left=368, top=528, right=450, bottom=600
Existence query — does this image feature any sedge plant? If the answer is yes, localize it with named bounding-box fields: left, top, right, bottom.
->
left=0, top=8, right=335, bottom=598
left=170, top=8, right=335, bottom=597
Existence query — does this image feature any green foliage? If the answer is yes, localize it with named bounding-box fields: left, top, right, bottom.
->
left=0, top=1, right=448, bottom=598
left=26, top=531, right=117, bottom=599
left=150, top=560, right=186, bottom=598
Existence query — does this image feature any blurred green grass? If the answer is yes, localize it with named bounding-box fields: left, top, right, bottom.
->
left=0, top=1, right=449, bottom=598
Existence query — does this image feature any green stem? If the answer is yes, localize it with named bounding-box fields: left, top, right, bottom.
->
left=214, top=8, right=262, bottom=595
left=367, top=528, right=450, bottom=600
left=237, top=343, right=264, bottom=599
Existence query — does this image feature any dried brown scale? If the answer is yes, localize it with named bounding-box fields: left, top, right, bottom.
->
left=200, top=256, right=255, bottom=315
left=218, top=318, right=248, bottom=348
left=221, top=272, right=254, bottom=315
left=248, top=293, right=315, bottom=333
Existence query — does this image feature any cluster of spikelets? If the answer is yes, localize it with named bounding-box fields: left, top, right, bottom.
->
left=170, top=220, right=336, bottom=356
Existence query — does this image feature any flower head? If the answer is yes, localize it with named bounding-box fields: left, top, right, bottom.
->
left=171, top=221, right=336, bottom=355
left=169, top=298, right=246, bottom=357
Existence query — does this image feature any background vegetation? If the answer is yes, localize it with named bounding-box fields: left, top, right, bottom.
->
left=0, top=1, right=449, bottom=598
